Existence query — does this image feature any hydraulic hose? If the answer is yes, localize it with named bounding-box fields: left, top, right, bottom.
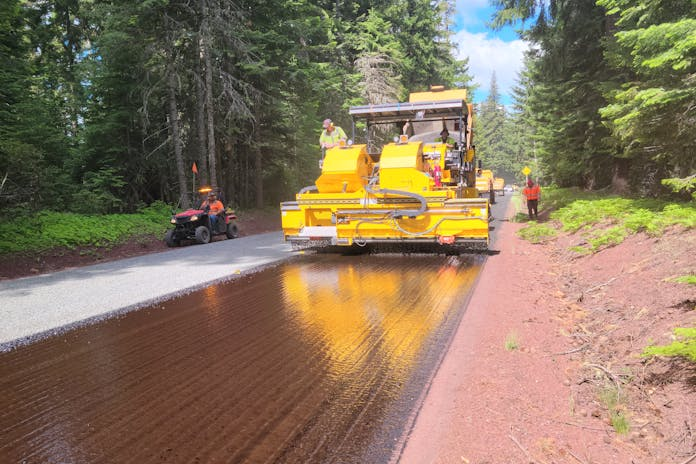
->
left=334, top=175, right=427, bottom=218
left=298, top=185, right=318, bottom=194
left=365, top=183, right=427, bottom=218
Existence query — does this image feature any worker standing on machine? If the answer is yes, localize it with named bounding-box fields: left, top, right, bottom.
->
left=435, top=128, right=455, bottom=148
left=319, top=119, right=347, bottom=149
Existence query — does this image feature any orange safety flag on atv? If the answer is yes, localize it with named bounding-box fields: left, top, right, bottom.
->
left=192, top=162, right=198, bottom=174
left=523, top=184, right=540, bottom=200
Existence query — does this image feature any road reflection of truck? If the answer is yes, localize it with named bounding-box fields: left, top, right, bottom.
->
left=280, top=87, right=490, bottom=253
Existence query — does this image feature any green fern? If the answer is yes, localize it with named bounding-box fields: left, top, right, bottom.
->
left=0, top=201, right=173, bottom=254
left=668, top=275, right=696, bottom=285
left=517, top=223, right=557, bottom=243
left=643, top=328, right=696, bottom=362
left=517, top=188, right=695, bottom=252
left=588, top=226, right=628, bottom=251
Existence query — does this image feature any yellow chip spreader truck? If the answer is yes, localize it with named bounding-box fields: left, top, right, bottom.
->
left=493, top=177, right=505, bottom=196
left=475, top=169, right=494, bottom=196
left=280, top=87, right=490, bottom=252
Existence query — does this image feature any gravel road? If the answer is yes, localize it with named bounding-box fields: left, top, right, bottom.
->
left=0, top=232, right=292, bottom=349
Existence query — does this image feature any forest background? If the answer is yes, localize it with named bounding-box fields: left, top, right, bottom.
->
left=0, top=0, right=694, bottom=219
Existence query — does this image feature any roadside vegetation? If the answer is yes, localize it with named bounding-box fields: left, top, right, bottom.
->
left=504, top=331, right=519, bottom=351
left=644, top=328, right=696, bottom=363
left=516, top=185, right=696, bottom=441
left=517, top=187, right=696, bottom=253
left=598, top=386, right=631, bottom=435
left=516, top=223, right=557, bottom=244
left=0, top=203, right=171, bottom=254
left=666, top=275, right=696, bottom=285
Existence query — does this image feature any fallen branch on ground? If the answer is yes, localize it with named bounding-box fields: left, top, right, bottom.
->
left=508, top=433, right=536, bottom=463
left=561, top=421, right=608, bottom=432
left=586, top=277, right=617, bottom=293
left=585, top=363, right=622, bottom=394
left=568, top=449, right=588, bottom=464
left=548, top=345, right=588, bottom=356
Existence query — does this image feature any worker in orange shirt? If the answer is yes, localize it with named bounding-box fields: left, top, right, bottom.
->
left=200, top=191, right=225, bottom=231
left=522, top=179, right=541, bottom=219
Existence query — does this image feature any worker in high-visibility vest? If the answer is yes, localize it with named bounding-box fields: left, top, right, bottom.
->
left=319, top=119, right=347, bottom=149
left=434, top=128, right=455, bottom=148
left=200, top=191, right=225, bottom=231
left=522, top=179, right=541, bottom=219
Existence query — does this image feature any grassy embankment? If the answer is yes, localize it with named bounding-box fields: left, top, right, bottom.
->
left=0, top=202, right=173, bottom=254
left=515, top=187, right=696, bottom=253
left=516, top=188, right=696, bottom=370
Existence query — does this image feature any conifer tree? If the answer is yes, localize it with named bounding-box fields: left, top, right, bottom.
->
left=598, top=0, right=696, bottom=190
left=476, top=72, right=508, bottom=173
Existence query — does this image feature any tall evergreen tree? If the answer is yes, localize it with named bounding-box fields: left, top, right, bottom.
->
left=0, top=0, right=74, bottom=212
left=503, top=57, right=537, bottom=181
left=597, top=0, right=696, bottom=191
left=1, top=0, right=475, bottom=213
left=493, top=0, right=616, bottom=188
left=476, top=72, right=508, bottom=172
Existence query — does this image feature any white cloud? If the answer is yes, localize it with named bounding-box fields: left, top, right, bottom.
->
left=453, top=29, right=529, bottom=103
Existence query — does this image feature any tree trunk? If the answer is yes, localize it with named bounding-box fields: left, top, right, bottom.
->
left=196, top=39, right=209, bottom=186
left=167, top=65, right=190, bottom=209
left=202, top=6, right=217, bottom=187
left=611, top=158, right=630, bottom=194
left=255, top=148, right=263, bottom=208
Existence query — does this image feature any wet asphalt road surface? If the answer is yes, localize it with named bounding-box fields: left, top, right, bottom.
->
left=1, top=255, right=483, bottom=463
left=0, top=195, right=511, bottom=463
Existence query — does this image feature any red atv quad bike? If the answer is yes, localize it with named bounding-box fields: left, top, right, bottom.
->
left=165, top=188, right=239, bottom=247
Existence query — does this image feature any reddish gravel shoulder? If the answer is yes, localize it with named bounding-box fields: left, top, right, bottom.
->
left=400, top=205, right=696, bottom=463
left=0, top=209, right=281, bottom=281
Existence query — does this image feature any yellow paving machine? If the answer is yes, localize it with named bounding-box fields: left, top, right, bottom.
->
left=280, top=88, right=490, bottom=252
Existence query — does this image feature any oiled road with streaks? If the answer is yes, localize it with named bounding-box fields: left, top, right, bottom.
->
left=1, top=254, right=483, bottom=463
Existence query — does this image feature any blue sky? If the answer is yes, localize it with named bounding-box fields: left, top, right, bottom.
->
left=452, top=0, right=528, bottom=105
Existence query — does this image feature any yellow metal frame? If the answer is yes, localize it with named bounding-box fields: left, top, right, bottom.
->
left=409, top=88, right=467, bottom=102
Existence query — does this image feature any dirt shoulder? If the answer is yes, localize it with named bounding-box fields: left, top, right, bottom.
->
left=0, top=209, right=281, bottom=281
left=400, top=203, right=695, bottom=463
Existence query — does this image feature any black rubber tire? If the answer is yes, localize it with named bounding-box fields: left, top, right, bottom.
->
left=164, top=230, right=179, bottom=247
left=195, top=226, right=211, bottom=244
left=226, top=222, right=239, bottom=239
